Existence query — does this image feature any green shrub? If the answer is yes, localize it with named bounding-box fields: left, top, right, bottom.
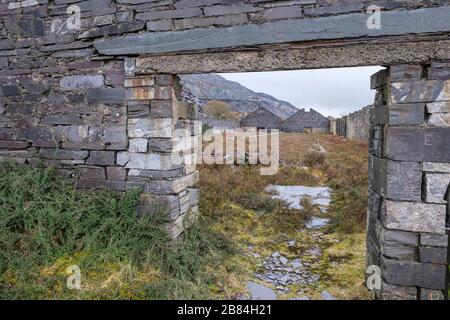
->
left=0, top=161, right=235, bottom=299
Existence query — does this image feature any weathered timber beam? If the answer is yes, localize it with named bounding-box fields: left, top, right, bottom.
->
left=95, top=6, right=450, bottom=56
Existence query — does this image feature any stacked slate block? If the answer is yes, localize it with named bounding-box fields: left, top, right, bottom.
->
left=367, top=64, right=450, bottom=300
left=121, top=59, right=200, bottom=239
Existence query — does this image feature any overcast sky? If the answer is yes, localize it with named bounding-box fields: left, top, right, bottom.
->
left=220, top=66, right=384, bottom=118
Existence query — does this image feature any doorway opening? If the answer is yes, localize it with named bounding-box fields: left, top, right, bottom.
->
left=177, top=66, right=382, bottom=300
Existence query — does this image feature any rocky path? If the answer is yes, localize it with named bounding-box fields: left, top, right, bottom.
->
left=242, top=184, right=337, bottom=301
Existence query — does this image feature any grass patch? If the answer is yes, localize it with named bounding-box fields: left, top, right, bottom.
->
left=198, top=133, right=370, bottom=299
left=0, top=161, right=236, bottom=299
left=302, top=151, right=326, bottom=168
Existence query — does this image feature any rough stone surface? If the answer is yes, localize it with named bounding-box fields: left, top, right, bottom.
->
left=60, top=75, right=104, bottom=90
left=419, top=289, right=445, bottom=300
left=381, top=258, right=447, bottom=290
left=381, top=200, right=446, bottom=235
left=369, top=156, right=422, bottom=202
left=378, top=282, right=417, bottom=300
left=420, top=234, right=448, bottom=247
left=419, top=246, right=447, bottom=264
left=128, top=118, right=172, bottom=138
left=423, top=173, right=450, bottom=204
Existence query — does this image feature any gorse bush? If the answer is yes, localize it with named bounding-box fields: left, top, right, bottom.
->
left=0, top=161, right=169, bottom=267
left=0, top=161, right=235, bottom=299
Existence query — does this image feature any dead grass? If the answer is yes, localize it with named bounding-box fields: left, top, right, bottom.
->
left=198, top=132, right=370, bottom=300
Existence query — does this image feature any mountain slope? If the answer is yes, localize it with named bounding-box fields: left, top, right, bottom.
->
left=179, top=74, right=298, bottom=120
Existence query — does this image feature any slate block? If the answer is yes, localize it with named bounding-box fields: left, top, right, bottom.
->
left=41, top=114, right=82, bottom=125
left=86, top=151, right=115, bottom=166
left=419, top=246, right=447, bottom=264
left=369, top=156, right=422, bottom=201
left=385, top=127, right=450, bottom=162
left=388, top=104, right=425, bottom=125
left=381, top=200, right=446, bottom=234
left=136, top=7, right=202, bottom=21
left=0, top=140, right=29, bottom=149
left=390, top=65, right=423, bottom=82
left=381, top=257, right=446, bottom=289
left=40, top=149, right=89, bottom=160
left=79, top=166, right=106, bottom=180
left=370, top=69, right=388, bottom=89
left=420, top=234, right=448, bottom=247
left=428, top=67, right=450, bottom=80
left=0, top=85, right=20, bottom=96
left=106, top=166, right=126, bottom=181
left=127, top=102, right=150, bottom=118
left=87, top=88, right=125, bottom=104
left=390, top=80, right=450, bottom=104
left=60, top=75, right=104, bottom=90
left=423, top=173, right=450, bottom=204
left=77, top=179, right=126, bottom=191
left=78, top=22, right=145, bottom=39
left=378, top=282, right=417, bottom=300
left=419, top=289, right=445, bottom=300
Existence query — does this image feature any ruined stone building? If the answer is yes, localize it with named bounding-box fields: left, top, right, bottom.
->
left=1, top=0, right=450, bottom=300
left=282, top=108, right=329, bottom=133
left=240, top=107, right=283, bottom=130
left=240, top=107, right=329, bottom=132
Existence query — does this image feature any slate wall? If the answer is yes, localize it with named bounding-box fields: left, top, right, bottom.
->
left=331, top=105, right=372, bottom=142
left=367, top=65, right=450, bottom=300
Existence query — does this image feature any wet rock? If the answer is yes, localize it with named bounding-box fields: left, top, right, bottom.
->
left=306, top=217, right=330, bottom=229
left=246, top=281, right=277, bottom=300
left=287, top=240, right=296, bottom=247
left=265, top=185, right=332, bottom=210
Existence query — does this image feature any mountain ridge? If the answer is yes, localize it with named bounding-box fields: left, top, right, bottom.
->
left=179, top=74, right=299, bottom=120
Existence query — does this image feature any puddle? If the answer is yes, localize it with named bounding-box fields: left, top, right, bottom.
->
left=264, top=185, right=332, bottom=212
left=245, top=281, right=277, bottom=300
left=321, top=291, right=337, bottom=300
left=306, top=217, right=330, bottom=229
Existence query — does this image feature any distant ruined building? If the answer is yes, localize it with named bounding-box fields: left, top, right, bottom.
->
left=240, top=107, right=329, bottom=132
left=240, top=108, right=283, bottom=130
left=283, top=108, right=329, bottom=133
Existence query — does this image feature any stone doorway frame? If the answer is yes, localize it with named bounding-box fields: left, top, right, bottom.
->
left=126, top=38, right=450, bottom=300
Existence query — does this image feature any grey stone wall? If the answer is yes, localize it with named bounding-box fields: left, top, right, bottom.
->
left=366, top=65, right=450, bottom=300
left=331, top=105, right=372, bottom=142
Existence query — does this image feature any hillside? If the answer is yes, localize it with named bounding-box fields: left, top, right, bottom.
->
left=179, top=74, right=298, bottom=120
